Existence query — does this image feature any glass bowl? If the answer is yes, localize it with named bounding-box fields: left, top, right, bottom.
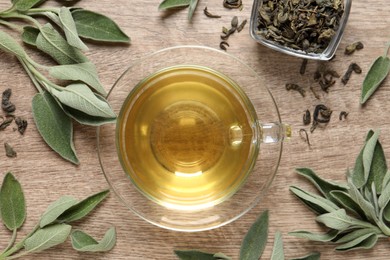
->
left=97, top=46, right=289, bottom=232
left=249, top=0, right=352, bottom=60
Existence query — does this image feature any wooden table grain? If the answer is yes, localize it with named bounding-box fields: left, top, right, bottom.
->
left=0, top=1, right=389, bottom=259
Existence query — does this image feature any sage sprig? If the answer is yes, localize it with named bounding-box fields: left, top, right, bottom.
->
left=158, top=0, right=199, bottom=21
left=0, top=0, right=130, bottom=164
left=360, top=43, right=390, bottom=104
left=174, top=210, right=320, bottom=260
left=290, top=130, right=390, bottom=251
left=0, top=172, right=115, bottom=259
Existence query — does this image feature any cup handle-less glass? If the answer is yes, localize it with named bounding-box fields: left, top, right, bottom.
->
left=259, top=122, right=291, bottom=144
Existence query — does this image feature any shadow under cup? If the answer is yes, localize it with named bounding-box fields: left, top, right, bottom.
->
left=97, top=46, right=288, bottom=232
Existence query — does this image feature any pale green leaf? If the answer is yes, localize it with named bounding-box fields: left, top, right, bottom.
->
left=270, top=231, right=284, bottom=260
left=335, top=228, right=381, bottom=244
left=213, top=252, right=231, bottom=260
left=51, top=83, right=116, bottom=118
left=59, top=7, right=89, bottom=51
left=49, top=62, right=106, bottom=96
left=316, top=209, right=375, bottom=230
left=43, top=11, right=62, bottom=27
left=0, top=173, right=26, bottom=230
left=289, top=229, right=339, bottom=242
left=39, top=196, right=78, bottom=228
left=289, top=186, right=339, bottom=214
left=57, top=190, right=109, bottom=223
left=361, top=48, right=390, bottom=104
left=13, top=0, right=46, bottom=11
left=383, top=202, right=390, bottom=222
left=32, top=91, right=79, bottom=164
left=24, top=224, right=72, bottom=252
left=352, top=131, right=375, bottom=188
left=362, top=130, right=380, bottom=186
left=22, top=26, right=39, bottom=46
left=347, top=180, right=377, bottom=222
left=159, top=0, right=191, bottom=10
left=188, top=0, right=199, bottom=21
left=240, top=210, right=268, bottom=260
left=71, top=227, right=116, bottom=252
left=72, top=9, right=130, bottom=43
left=290, top=252, right=321, bottom=260
left=36, top=23, right=88, bottom=65
left=367, top=141, right=387, bottom=194
left=0, top=30, right=27, bottom=58
left=60, top=104, right=116, bottom=126
left=382, top=170, right=390, bottom=193
left=174, top=250, right=215, bottom=260
left=335, top=233, right=378, bottom=251
left=329, top=190, right=366, bottom=219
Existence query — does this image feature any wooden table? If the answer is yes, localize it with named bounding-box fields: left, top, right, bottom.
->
left=0, top=0, right=389, bottom=259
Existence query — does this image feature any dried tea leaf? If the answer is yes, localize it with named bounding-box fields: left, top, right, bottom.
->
left=270, top=231, right=284, bottom=260
left=24, top=224, right=72, bottom=253
left=4, top=142, right=17, bottom=158
left=0, top=117, right=13, bottom=130
left=71, top=227, right=116, bottom=252
left=15, top=117, right=28, bottom=135
left=2, top=88, right=16, bottom=114
left=0, top=172, right=26, bottom=230
left=239, top=210, right=268, bottom=260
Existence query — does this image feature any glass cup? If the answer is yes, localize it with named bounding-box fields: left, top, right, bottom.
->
left=97, top=46, right=291, bottom=231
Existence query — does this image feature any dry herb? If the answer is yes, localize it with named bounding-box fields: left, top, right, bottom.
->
left=4, top=142, right=17, bottom=158
left=339, top=111, right=349, bottom=120
left=286, top=83, right=305, bottom=97
left=223, top=0, right=242, bottom=9
left=345, top=41, right=364, bottom=55
left=236, top=19, right=247, bottom=33
left=360, top=44, right=390, bottom=104
left=290, top=130, right=390, bottom=251
left=0, top=1, right=130, bottom=164
left=299, top=129, right=311, bottom=147
left=0, top=173, right=115, bottom=259
left=220, top=41, right=229, bottom=51
left=314, top=63, right=340, bottom=92
left=311, top=104, right=332, bottom=133
left=203, top=7, right=221, bottom=18
left=231, top=16, right=238, bottom=28
left=256, top=0, right=344, bottom=53
left=15, top=117, right=28, bottom=135
left=303, top=109, right=311, bottom=125
left=300, top=59, right=308, bottom=75
left=0, top=116, right=13, bottom=130
left=342, top=62, right=362, bottom=85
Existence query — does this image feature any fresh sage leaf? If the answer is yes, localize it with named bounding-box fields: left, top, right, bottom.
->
left=71, top=9, right=130, bottom=43
left=362, top=130, right=380, bottom=186
left=382, top=170, right=390, bottom=193
left=290, top=252, right=321, bottom=260
left=0, top=30, right=27, bottom=58
left=39, top=196, right=78, bottom=228
left=289, top=229, right=339, bottom=242
left=43, top=11, right=62, bottom=27
left=59, top=7, right=89, bottom=51
left=379, top=181, right=390, bottom=209
left=13, top=0, right=46, bottom=11
left=188, top=0, right=199, bottom=21
left=335, top=228, right=380, bottom=244
left=290, top=186, right=339, bottom=214
left=383, top=202, right=390, bottom=222
left=22, top=26, right=40, bottom=46
left=24, top=223, right=72, bottom=252
left=36, top=23, right=88, bottom=65
left=51, top=83, right=116, bottom=118
left=367, top=140, right=387, bottom=194
left=270, top=231, right=284, bottom=260
left=352, top=147, right=365, bottom=188
left=316, top=209, right=375, bottom=230
left=213, top=252, right=231, bottom=260
left=347, top=179, right=377, bottom=222
left=159, top=0, right=191, bottom=10
left=0, top=172, right=26, bottom=230
left=335, top=233, right=378, bottom=251
left=61, top=104, right=116, bottom=126
left=49, top=62, right=106, bottom=96
left=174, top=250, right=216, bottom=260
left=32, top=91, right=79, bottom=164
left=57, top=190, right=109, bottom=223
left=71, top=227, right=116, bottom=252
left=296, top=168, right=348, bottom=201
left=239, top=210, right=268, bottom=260
left=360, top=45, right=390, bottom=104
left=329, top=190, right=366, bottom=219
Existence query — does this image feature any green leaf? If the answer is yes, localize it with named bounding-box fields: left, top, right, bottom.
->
left=367, top=140, right=387, bottom=194
left=352, top=148, right=365, bottom=188
left=0, top=172, right=26, bottom=230
left=329, top=190, right=366, bottom=219
left=22, top=26, right=40, bottom=46
left=289, top=186, right=339, bottom=214
left=335, top=228, right=380, bottom=244
left=59, top=7, right=89, bottom=51
left=61, top=104, right=117, bottom=126
left=295, top=168, right=348, bottom=201
left=240, top=210, right=268, bottom=260
left=71, top=227, right=116, bottom=252
left=360, top=46, right=390, bottom=104
left=347, top=179, right=377, bottom=222
left=49, top=62, right=106, bottom=96
left=270, top=231, right=284, bottom=260
left=159, top=0, right=191, bottom=10
left=39, top=196, right=78, bottom=228
left=379, top=181, right=390, bottom=210
left=43, top=11, right=62, bottom=27
left=290, top=252, right=321, bottom=260
left=24, top=224, right=72, bottom=252
left=36, top=23, right=88, bottom=65
left=0, top=30, right=27, bottom=58
left=335, top=233, right=378, bottom=251
left=316, top=209, right=375, bottom=230
left=289, top=229, right=339, bottom=242
left=51, top=83, right=116, bottom=118
left=362, top=130, right=380, bottom=186
left=188, top=0, right=199, bottom=21
left=13, top=0, right=46, bottom=11
left=32, top=91, right=79, bottom=164
left=382, top=170, right=390, bottom=192
left=174, top=250, right=216, bottom=260
left=213, top=252, right=231, bottom=260
left=57, top=190, right=109, bottom=223
left=383, top=202, right=390, bottom=222
left=71, top=9, right=130, bottom=43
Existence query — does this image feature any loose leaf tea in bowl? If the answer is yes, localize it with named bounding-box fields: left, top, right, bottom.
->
left=250, top=0, right=352, bottom=60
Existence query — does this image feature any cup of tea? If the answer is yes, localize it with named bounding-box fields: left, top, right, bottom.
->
left=97, top=46, right=291, bottom=231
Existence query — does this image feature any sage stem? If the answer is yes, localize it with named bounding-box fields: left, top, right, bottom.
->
left=1, top=225, right=39, bottom=258
left=18, top=58, right=44, bottom=93
left=0, top=229, right=17, bottom=255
